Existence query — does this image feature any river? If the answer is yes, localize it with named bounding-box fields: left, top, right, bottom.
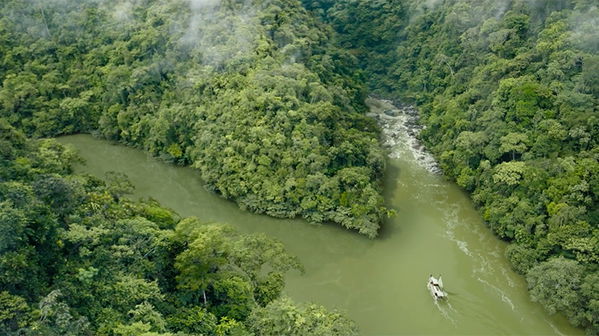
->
left=58, top=99, right=581, bottom=335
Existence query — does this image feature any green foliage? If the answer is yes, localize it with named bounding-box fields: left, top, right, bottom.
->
left=247, top=297, right=358, bottom=336
left=174, top=223, right=302, bottom=320
left=29, top=290, right=92, bottom=336
left=0, top=0, right=388, bottom=237
left=527, top=257, right=584, bottom=315
left=310, top=0, right=599, bottom=332
left=166, top=306, right=218, bottom=335
left=0, top=125, right=357, bottom=334
left=0, top=291, right=31, bottom=333
left=527, top=257, right=599, bottom=331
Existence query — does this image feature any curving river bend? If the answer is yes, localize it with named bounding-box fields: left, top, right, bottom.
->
left=58, top=99, right=581, bottom=335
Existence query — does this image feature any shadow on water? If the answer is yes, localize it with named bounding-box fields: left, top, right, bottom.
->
left=377, top=158, right=401, bottom=240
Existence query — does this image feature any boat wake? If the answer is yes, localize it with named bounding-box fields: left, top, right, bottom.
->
left=434, top=297, right=458, bottom=326
left=476, top=277, right=515, bottom=311
left=443, top=204, right=474, bottom=257
left=440, top=195, right=521, bottom=315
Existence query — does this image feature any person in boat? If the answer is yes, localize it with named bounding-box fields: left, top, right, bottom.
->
left=429, top=274, right=440, bottom=287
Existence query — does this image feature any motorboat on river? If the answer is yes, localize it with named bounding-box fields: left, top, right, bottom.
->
left=428, top=275, right=447, bottom=300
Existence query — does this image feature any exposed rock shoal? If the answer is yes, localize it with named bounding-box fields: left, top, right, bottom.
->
left=367, top=99, right=442, bottom=175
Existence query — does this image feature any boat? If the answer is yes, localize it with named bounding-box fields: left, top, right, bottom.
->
left=427, top=275, right=447, bottom=300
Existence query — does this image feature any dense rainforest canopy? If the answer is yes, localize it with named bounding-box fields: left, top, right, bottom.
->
left=0, top=0, right=388, bottom=238
left=0, top=0, right=365, bottom=334
left=304, top=0, right=599, bottom=333
left=1, top=0, right=599, bottom=334
left=0, top=122, right=358, bottom=334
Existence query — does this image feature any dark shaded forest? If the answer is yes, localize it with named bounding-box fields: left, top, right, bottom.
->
left=303, top=0, right=598, bottom=333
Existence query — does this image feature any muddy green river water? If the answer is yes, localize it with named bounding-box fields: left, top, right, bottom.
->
left=58, top=102, right=581, bottom=335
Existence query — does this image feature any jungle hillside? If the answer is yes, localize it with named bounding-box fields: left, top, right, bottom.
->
left=1, top=0, right=598, bottom=334
left=304, top=0, right=599, bottom=333
left=1, top=0, right=388, bottom=238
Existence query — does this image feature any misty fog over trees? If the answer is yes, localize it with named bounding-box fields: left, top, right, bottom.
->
left=1, top=0, right=598, bottom=335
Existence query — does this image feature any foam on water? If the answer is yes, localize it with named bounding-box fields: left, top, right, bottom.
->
left=60, top=127, right=586, bottom=335
left=367, top=99, right=442, bottom=174
left=442, top=203, right=475, bottom=257
left=476, top=277, right=516, bottom=311
left=546, top=319, right=568, bottom=336
left=435, top=185, right=519, bottom=315
left=434, top=299, right=458, bottom=326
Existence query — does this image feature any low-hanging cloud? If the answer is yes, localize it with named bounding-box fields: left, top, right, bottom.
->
left=569, top=5, right=599, bottom=53
left=189, top=0, right=221, bottom=10
left=181, top=0, right=259, bottom=68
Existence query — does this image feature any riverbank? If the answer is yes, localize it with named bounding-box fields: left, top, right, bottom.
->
left=58, top=99, right=581, bottom=335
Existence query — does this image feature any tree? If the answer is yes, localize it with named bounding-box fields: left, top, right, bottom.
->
left=174, top=223, right=301, bottom=316
left=526, top=258, right=584, bottom=320
left=0, top=202, right=27, bottom=254
left=579, top=272, right=599, bottom=334
left=492, top=161, right=526, bottom=187
left=28, top=290, right=91, bottom=336
left=499, top=132, right=528, bottom=161
left=0, top=291, right=31, bottom=334
left=166, top=306, right=218, bottom=335
left=247, top=297, right=358, bottom=336
left=112, top=302, right=168, bottom=336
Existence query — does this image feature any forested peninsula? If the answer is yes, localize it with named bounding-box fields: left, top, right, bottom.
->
left=304, top=0, right=598, bottom=333
left=0, top=121, right=357, bottom=335
left=0, top=0, right=372, bottom=334
left=1, top=0, right=388, bottom=238
left=1, top=0, right=598, bottom=334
